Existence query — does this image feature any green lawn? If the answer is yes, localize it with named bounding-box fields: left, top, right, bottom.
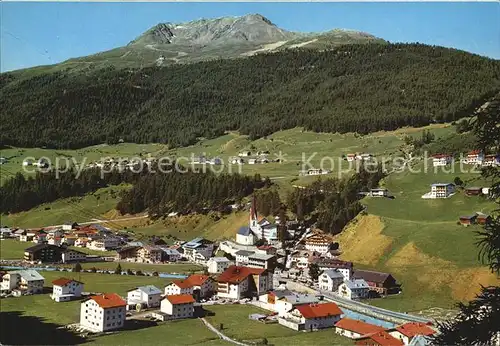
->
left=204, top=305, right=351, bottom=345
left=77, top=261, right=203, bottom=273
left=68, top=246, right=117, bottom=257
left=0, top=239, right=30, bottom=259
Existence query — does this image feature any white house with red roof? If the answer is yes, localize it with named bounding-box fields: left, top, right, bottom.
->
left=159, top=294, right=195, bottom=320
left=388, top=322, right=437, bottom=345
left=335, top=318, right=385, bottom=339
left=51, top=277, right=84, bottom=302
left=463, top=150, right=484, bottom=165
left=164, top=279, right=194, bottom=296
left=217, top=265, right=273, bottom=300
left=164, top=274, right=215, bottom=300
left=80, top=293, right=126, bottom=332
left=278, top=302, right=343, bottom=331
left=431, top=154, right=452, bottom=167
left=355, top=331, right=404, bottom=346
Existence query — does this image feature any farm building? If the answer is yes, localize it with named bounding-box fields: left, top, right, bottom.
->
left=459, top=215, right=477, bottom=227
left=464, top=187, right=482, bottom=196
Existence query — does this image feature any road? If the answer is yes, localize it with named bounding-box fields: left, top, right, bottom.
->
left=200, top=317, right=249, bottom=346
left=46, top=215, right=149, bottom=228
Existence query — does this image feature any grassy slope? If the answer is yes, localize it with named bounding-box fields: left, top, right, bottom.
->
left=336, top=160, right=499, bottom=314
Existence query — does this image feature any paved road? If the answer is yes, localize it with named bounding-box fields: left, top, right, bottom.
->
left=200, top=317, right=249, bottom=346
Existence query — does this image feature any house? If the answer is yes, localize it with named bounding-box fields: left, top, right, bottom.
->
left=185, top=274, right=215, bottom=300
left=313, top=259, right=353, bottom=280
left=160, top=247, right=182, bottom=262
left=12, top=229, right=26, bottom=239
left=476, top=213, right=492, bottom=225
left=356, top=331, right=404, bottom=346
left=33, top=231, right=48, bottom=244
left=271, top=291, right=319, bottom=317
left=463, top=150, right=484, bottom=165
left=230, top=157, right=245, bottom=165
left=257, top=245, right=277, bottom=255
left=182, top=237, right=215, bottom=263
left=87, top=237, right=121, bottom=251
left=388, top=322, right=436, bottom=345
left=164, top=279, right=194, bottom=296
left=369, top=189, right=389, bottom=197
left=159, top=294, right=195, bottom=320
left=80, top=293, right=126, bottom=332
left=303, top=169, right=330, bottom=176
left=116, top=246, right=141, bottom=261
left=74, top=237, right=89, bottom=248
left=482, top=154, right=500, bottom=167
left=338, top=279, right=370, bottom=300
left=346, top=154, right=356, bottom=162
left=278, top=302, right=343, bottom=331
left=431, top=154, right=452, bottom=167
left=335, top=318, right=385, bottom=339
left=51, top=278, right=84, bottom=302
left=136, top=245, right=163, bottom=263
left=356, top=153, right=373, bottom=161
left=352, top=270, right=400, bottom=295
left=127, top=285, right=162, bottom=309
left=318, top=269, right=345, bottom=292
left=459, top=215, right=477, bottom=227
left=24, top=243, right=62, bottom=263
left=422, top=183, right=455, bottom=199
left=235, top=250, right=254, bottom=265
left=236, top=226, right=256, bottom=245
left=62, top=222, right=79, bottom=231
left=238, top=151, right=252, bottom=157
left=48, top=237, right=62, bottom=246
left=217, top=265, right=273, bottom=300
left=207, top=257, right=231, bottom=274
left=0, top=270, right=45, bottom=294
left=464, top=187, right=483, bottom=196
left=61, top=248, right=87, bottom=263
left=19, top=230, right=35, bottom=242
left=290, top=250, right=322, bottom=270
left=0, top=227, right=12, bottom=239
left=305, top=232, right=332, bottom=253
left=247, top=253, right=277, bottom=271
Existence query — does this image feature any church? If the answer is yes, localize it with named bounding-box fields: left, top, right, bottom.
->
left=236, top=197, right=278, bottom=245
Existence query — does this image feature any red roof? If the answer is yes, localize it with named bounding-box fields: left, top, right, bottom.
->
left=186, top=274, right=211, bottom=286
left=431, top=154, right=451, bottom=159
left=356, top=331, right=404, bottom=346
left=52, top=277, right=82, bottom=286
left=171, top=279, right=195, bottom=289
left=335, top=318, right=385, bottom=335
left=90, top=293, right=126, bottom=308
left=164, top=294, right=195, bottom=305
left=217, top=266, right=266, bottom=284
left=295, top=302, right=343, bottom=319
left=468, top=150, right=482, bottom=155
left=395, top=322, right=436, bottom=337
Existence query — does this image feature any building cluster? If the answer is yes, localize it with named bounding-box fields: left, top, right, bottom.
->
left=458, top=212, right=491, bottom=227
left=231, top=150, right=274, bottom=165
left=431, top=151, right=500, bottom=167
left=86, top=156, right=157, bottom=171
left=345, top=153, right=373, bottom=162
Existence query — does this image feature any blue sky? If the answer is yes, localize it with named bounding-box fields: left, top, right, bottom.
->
left=1, top=2, right=499, bottom=72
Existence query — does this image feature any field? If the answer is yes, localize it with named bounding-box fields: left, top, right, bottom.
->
left=203, top=304, right=351, bottom=345
left=76, top=261, right=203, bottom=273
left=336, top=160, right=500, bottom=313
left=0, top=239, right=30, bottom=259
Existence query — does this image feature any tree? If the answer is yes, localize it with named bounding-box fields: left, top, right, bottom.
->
left=73, top=262, right=82, bottom=273
left=261, top=338, right=269, bottom=345
left=90, top=267, right=97, bottom=273
left=454, top=176, right=464, bottom=187
left=136, top=270, right=144, bottom=276
left=126, top=269, right=133, bottom=275
left=114, top=263, right=122, bottom=275
left=431, top=96, right=500, bottom=345
left=152, top=271, right=159, bottom=276
left=309, top=263, right=320, bottom=281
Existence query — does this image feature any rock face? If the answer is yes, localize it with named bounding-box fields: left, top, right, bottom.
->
left=129, top=14, right=298, bottom=46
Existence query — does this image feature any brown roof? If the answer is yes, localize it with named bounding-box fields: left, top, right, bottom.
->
left=170, top=279, right=195, bottom=289
left=164, top=294, right=195, bottom=305
left=353, top=270, right=394, bottom=284
left=356, top=331, right=404, bottom=346
left=89, top=293, right=126, bottom=309
left=295, top=302, right=343, bottom=319
left=395, top=322, right=436, bottom=338
left=335, top=318, right=385, bottom=335
left=186, top=274, right=211, bottom=286
left=52, top=277, right=83, bottom=286
left=313, top=258, right=353, bottom=269
left=217, top=266, right=266, bottom=284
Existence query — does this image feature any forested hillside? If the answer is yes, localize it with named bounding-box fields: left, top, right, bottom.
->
left=1, top=43, right=499, bottom=149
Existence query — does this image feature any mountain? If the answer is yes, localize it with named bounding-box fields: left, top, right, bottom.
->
left=8, top=14, right=383, bottom=77
left=1, top=42, right=499, bottom=149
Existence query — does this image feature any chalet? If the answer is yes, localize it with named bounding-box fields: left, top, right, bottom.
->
left=422, top=183, right=455, bottom=199
left=482, top=154, right=500, bottom=167
left=352, top=270, right=400, bottom=295
left=431, top=154, right=452, bottom=167
left=87, top=237, right=121, bottom=251
left=182, top=237, right=215, bottom=263
left=33, top=231, right=48, bottom=244
left=217, top=265, right=273, bottom=300
left=338, top=279, right=370, bottom=300
left=207, top=257, right=232, bottom=274
left=335, top=318, right=385, bottom=339
left=463, top=150, right=484, bottom=165
left=51, top=278, right=84, bottom=302
left=127, top=285, right=162, bottom=309
left=19, top=230, right=36, bottom=242
left=80, top=293, right=126, bottom=332
left=0, top=227, right=12, bottom=239
left=159, top=294, right=195, bottom=320
left=61, top=248, right=87, bottom=263
left=459, top=215, right=477, bottom=227
left=290, top=250, right=322, bottom=270
left=116, top=245, right=141, bottom=261
left=24, top=243, right=62, bottom=263
left=164, top=279, right=194, bottom=296
left=62, top=222, right=79, bottom=231
left=355, top=331, right=404, bottom=346
left=368, top=189, right=389, bottom=197
left=305, top=232, right=332, bottom=253
left=185, top=274, right=216, bottom=300
left=303, top=169, right=330, bottom=176
left=278, top=302, right=343, bottom=331
left=388, top=322, right=436, bottom=345
left=318, top=269, right=344, bottom=292
left=160, top=247, right=182, bottom=262
left=356, top=153, right=373, bottom=161
left=48, top=237, right=62, bottom=246
left=136, top=245, right=163, bottom=263
left=12, top=229, right=26, bottom=239
left=465, top=187, right=483, bottom=196
left=230, top=157, right=244, bottom=165
left=238, top=151, right=252, bottom=157
left=313, top=259, right=353, bottom=280
left=0, top=270, right=45, bottom=295
left=259, top=290, right=319, bottom=316
left=346, top=154, right=356, bottom=162
left=476, top=213, right=492, bottom=225
left=257, top=245, right=277, bottom=255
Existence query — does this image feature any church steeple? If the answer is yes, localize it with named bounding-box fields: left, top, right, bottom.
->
left=250, top=195, right=258, bottom=227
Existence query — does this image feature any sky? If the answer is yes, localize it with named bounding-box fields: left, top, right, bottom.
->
left=1, top=1, right=499, bottom=72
